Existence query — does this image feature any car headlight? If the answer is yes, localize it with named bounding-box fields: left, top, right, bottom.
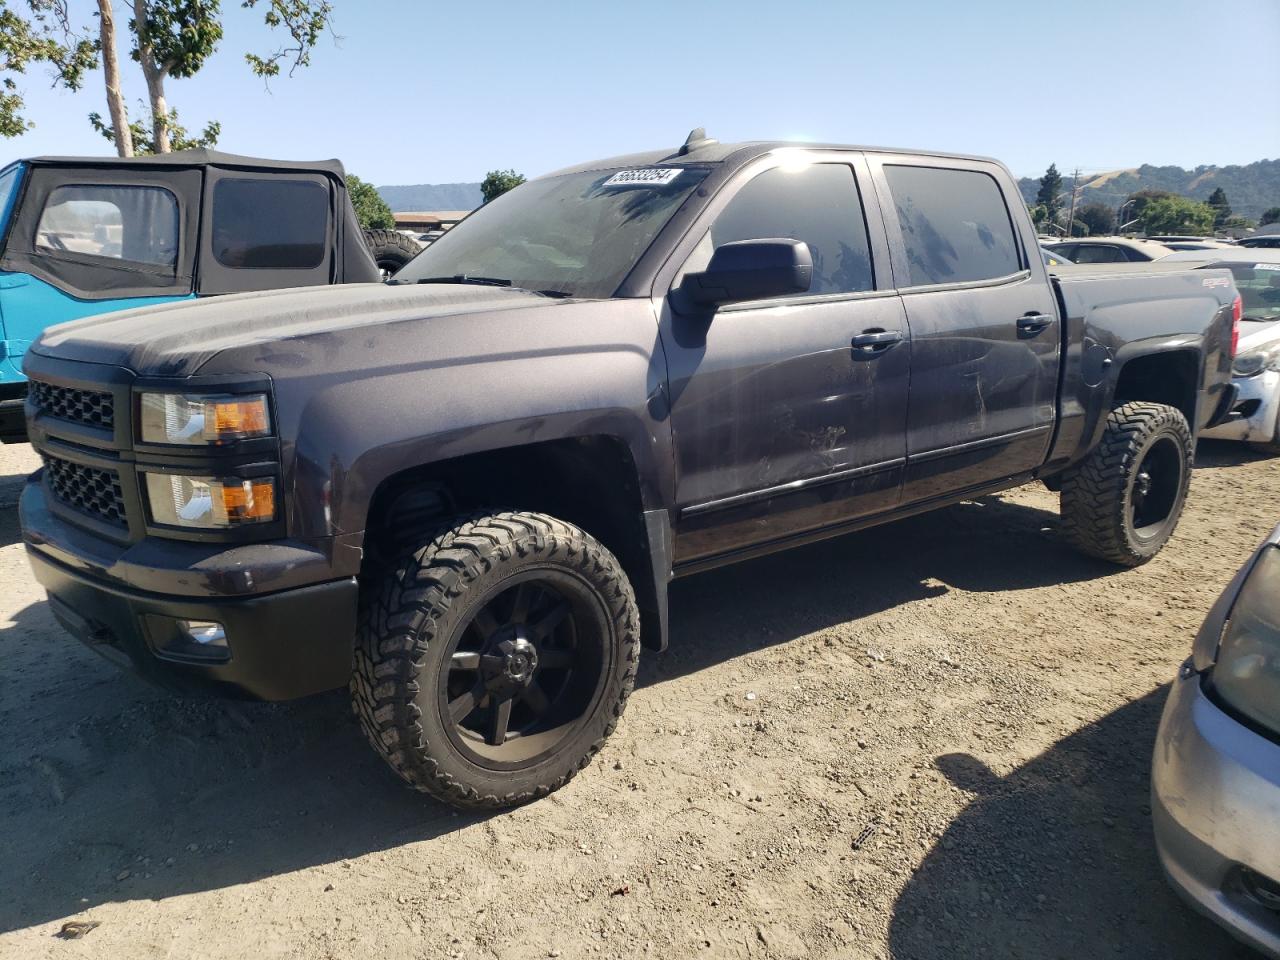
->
left=138, top=392, right=272, bottom=445
left=144, top=473, right=277, bottom=528
left=1211, top=545, right=1280, bottom=734
left=1232, top=343, right=1280, bottom=378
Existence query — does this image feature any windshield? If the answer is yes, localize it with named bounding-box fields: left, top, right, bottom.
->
left=1230, top=263, right=1280, bottom=320
left=392, top=166, right=710, bottom=298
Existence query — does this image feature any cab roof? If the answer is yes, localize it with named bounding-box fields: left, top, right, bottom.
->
left=541, top=135, right=1003, bottom=179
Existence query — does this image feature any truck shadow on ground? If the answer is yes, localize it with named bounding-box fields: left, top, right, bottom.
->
left=647, top=492, right=1109, bottom=687
left=887, top=689, right=1255, bottom=959
left=0, top=492, right=1112, bottom=936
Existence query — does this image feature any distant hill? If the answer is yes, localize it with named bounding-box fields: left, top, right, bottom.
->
left=1018, top=158, right=1279, bottom=222
left=377, top=182, right=482, bottom=212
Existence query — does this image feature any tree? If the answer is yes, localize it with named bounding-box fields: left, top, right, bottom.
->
left=346, top=173, right=394, bottom=230
left=0, top=0, right=335, bottom=155
left=0, top=0, right=96, bottom=138
left=1207, top=187, right=1231, bottom=230
left=1123, top=189, right=1175, bottom=223
left=1076, top=202, right=1115, bottom=237
left=1262, top=207, right=1280, bottom=227
left=481, top=169, right=524, bottom=204
left=1036, top=164, right=1062, bottom=225
left=1139, top=196, right=1215, bottom=236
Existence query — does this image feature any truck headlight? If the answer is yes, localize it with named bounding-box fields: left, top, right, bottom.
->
left=138, top=392, right=272, bottom=445
left=1232, top=344, right=1280, bottom=378
left=1212, top=545, right=1280, bottom=735
left=145, top=473, right=277, bottom=528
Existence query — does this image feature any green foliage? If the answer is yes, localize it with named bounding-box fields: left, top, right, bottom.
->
left=243, top=0, right=333, bottom=78
left=90, top=104, right=220, bottom=153
left=0, top=0, right=98, bottom=136
left=1207, top=187, right=1231, bottom=229
left=1139, top=196, right=1215, bottom=236
left=481, top=169, right=525, bottom=204
left=131, top=0, right=224, bottom=79
left=1028, top=203, right=1047, bottom=226
left=1020, top=161, right=1280, bottom=224
left=1076, top=202, right=1115, bottom=236
left=1036, top=164, right=1062, bottom=221
left=346, top=173, right=395, bottom=230
left=1260, top=207, right=1280, bottom=226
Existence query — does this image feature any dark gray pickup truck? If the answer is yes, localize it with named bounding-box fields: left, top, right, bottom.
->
left=19, top=131, right=1240, bottom=808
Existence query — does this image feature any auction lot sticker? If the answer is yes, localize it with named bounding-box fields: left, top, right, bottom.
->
left=603, top=168, right=683, bottom=187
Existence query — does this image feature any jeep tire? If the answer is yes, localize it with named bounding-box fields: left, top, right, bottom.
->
left=351, top=510, right=640, bottom=809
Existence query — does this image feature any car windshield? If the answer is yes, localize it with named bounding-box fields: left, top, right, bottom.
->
left=392, top=166, right=711, bottom=299
left=1229, top=263, right=1280, bottom=320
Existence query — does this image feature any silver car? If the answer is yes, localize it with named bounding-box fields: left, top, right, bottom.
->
left=1153, top=523, right=1280, bottom=958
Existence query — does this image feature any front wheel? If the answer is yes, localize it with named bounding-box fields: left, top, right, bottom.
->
left=351, top=510, right=640, bottom=809
left=1059, top=402, right=1193, bottom=566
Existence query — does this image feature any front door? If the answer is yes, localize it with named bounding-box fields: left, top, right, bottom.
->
left=868, top=157, right=1061, bottom=503
left=658, top=155, right=911, bottom=566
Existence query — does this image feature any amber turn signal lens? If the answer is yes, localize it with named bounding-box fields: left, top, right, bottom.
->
left=215, top=478, right=275, bottom=524
left=210, top=398, right=270, bottom=439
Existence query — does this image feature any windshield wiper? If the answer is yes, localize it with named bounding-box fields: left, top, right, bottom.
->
left=406, top=274, right=513, bottom=287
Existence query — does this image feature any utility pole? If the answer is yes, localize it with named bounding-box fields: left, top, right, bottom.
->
left=1066, top=167, right=1082, bottom=238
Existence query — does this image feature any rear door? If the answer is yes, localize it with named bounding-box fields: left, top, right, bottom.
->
left=867, top=156, right=1061, bottom=502
left=197, top=169, right=335, bottom=294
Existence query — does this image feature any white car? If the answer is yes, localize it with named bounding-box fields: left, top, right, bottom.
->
left=1193, top=254, right=1280, bottom=451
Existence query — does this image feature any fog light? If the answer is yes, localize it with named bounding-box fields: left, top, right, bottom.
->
left=149, top=616, right=231, bottom=662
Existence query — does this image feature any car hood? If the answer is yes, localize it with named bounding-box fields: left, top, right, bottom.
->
left=29, top=282, right=562, bottom=377
left=1238, top=317, right=1280, bottom=353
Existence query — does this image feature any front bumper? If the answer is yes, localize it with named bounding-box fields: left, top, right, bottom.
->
left=21, top=476, right=359, bottom=701
left=1201, top=370, right=1280, bottom=444
left=1152, top=666, right=1280, bottom=958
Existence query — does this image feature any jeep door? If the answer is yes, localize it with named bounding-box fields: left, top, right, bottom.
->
left=865, top=156, right=1061, bottom=503
left=656, top=153, right=910, bottom=566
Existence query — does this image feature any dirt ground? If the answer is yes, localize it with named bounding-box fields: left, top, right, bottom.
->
left=1, top=438, right=1276, bottom=960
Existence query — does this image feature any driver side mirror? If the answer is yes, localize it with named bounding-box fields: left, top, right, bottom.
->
left=677, top=238, right=812, bottom=308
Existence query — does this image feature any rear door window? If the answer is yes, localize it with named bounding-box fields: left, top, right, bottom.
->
left=35, top=184, right=178, bottom=267
left=883, top=165, right=1022, bottom=286
left=211, top=179, right=327, bottom=269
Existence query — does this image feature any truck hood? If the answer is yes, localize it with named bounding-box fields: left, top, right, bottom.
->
left=29, top=282, right=561, bottom=377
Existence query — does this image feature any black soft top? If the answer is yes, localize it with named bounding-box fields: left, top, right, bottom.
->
left=23, top=149, right=349, bottom=179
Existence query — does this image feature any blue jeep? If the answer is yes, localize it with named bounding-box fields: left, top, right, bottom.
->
left=0, top=149, right=392, bottom=441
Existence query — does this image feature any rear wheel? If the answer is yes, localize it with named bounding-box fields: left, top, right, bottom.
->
left=363, top=228, right=420, bottom=279
left=351, top=510, right=639, bottom=809
left=1059, top=402, right=1192, bottom=566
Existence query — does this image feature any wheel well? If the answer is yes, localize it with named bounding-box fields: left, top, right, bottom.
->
left=1112, top=350, right=1199, bottom=427
left=364, top=436, right=665, bottom=650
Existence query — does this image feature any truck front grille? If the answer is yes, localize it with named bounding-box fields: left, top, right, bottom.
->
left=30, top=380, right=115, bottom=430
left=42, top=454, right=127, bottom=528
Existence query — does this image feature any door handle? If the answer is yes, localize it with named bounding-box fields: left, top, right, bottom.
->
left=1017, top=313, right=1053, bottom=335
left=851, top=329, right=903, bottom=357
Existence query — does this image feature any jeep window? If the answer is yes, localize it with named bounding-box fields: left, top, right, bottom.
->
left=212, top=179, right=327, bottom=270
left=884, top=165, right=1021, bottom=286
left=393, top=167, right=710, bottom=299
left=0, top=165, right=20, bottom=225
left=679, top=163, right=874, bottom=296
left=35, top=184, right=178, bottom=267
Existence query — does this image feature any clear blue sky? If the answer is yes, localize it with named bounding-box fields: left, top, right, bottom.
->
left=5, top=0, right=1278, bottom=186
